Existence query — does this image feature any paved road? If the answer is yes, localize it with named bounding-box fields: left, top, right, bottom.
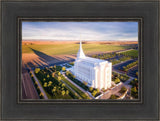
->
left=99, top=82, right=123, bottom=99
left=127, top=66, right=138, bottom=77
left=22, top=72, right=39, bottom=99
left=31, top=71, right=48, bottom=99
left=112, top=59, right=134, bottom=67
left=113, top=59, right=138, bottom=78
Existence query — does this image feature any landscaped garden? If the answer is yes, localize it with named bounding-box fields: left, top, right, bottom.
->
left=33, top=67, right=80, bottom=99
left=112, top=72, right=130, bottom=84
left=122, top=61, right=138, bottom=72
left=49, top=66, right=90, bottom=99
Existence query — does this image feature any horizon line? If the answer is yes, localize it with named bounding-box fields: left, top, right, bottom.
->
left=22, top=39, right=138, bottom=42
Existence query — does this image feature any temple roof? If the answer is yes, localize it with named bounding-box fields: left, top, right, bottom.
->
left=76, top=41, right=110, bottom=65
left=78, top=57, right=108, bottom=65
left=77, top=41, right=86, bottom=59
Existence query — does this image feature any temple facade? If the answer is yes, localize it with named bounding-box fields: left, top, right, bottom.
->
left=73, top=41, right=112, bottom=89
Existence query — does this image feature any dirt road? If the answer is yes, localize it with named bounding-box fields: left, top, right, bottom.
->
left=22, top=72, right=39, bottom=99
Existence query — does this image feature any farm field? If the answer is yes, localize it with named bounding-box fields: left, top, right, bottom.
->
left=22, top=42, right=133, bottom=55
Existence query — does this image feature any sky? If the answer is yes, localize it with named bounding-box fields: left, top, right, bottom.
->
left=22, top=22, right=138, bottom=41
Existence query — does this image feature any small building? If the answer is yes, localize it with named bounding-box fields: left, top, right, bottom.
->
left=73, top=41, right=112, bottom=89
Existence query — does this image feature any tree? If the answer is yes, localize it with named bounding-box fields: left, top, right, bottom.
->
left=66, top=71, right=70, bottom=76
left=30, top=74, right=33, bottom=77
left=43, top=78, right=46, bottom=81
left=120, top=86, right=127, bottom=93
left=110, top=94, right=117, bottom=99
left=35, top=81, right=38, bottom=85
left=47, top=74, right=50, bottom=78
left=115, top=77, right=120, bottom=84
left=92, top=90, right=97, bottom=97
left=57, top=71, right=61, bottom=76
left=48, top=81, right=52, bottom=86
left=62, top=67, right=66, bottom=71
left=89, top=87, right=93, bottom=92
left=66, top=90, right=69, bottom=95
left=52, top=72, right=55, bottom=78
left=73, top=75, right=76, bottom=79
left=43, top=82, right=47, bottom=87
left=40, top=92, right=44, bottom=97
left=54, top=65, right=56, bottom=69
left=35, top=68, right=40, bottom=74
left=61, top=90, right=65, bottom=96
left=57, top=76, right=61, bottom=81
left=83, top=81, right=88, bottom=86
left=49, top=66, right=53, bottom=68
left=70, top=62, right=74, bottom=65
left=131, top=87, right=137, bottom=93
left=62, top=83, right=65, bottom=87
left=101, top=88, right=105, bottom=92
left=131, top=87, right=138, bottom=98
left=49, top=81, right=52, bottom=84
left=52, top=87, right=56, bottom=93
left=96, top=88, right=100, bottom=93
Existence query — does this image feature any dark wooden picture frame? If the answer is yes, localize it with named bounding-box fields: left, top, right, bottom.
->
left=19, top=17, right=142, bottom=103
left=1, top=0, right=159, bottom=120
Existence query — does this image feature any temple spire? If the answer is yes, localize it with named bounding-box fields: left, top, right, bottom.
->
left=77, top=40, right=86, bottom=59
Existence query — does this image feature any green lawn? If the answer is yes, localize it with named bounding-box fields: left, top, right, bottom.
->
left=118, top=49, right=138, bottom=58
left=22, top=44, right=131, bottom=55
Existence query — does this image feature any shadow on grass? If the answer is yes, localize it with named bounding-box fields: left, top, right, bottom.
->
left=25, top=48, right=75, bottom=69
left=30, top=48, right=58, bottom=62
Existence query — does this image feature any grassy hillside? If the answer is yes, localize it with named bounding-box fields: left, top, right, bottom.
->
left=22, top=43, right=131, bottom=55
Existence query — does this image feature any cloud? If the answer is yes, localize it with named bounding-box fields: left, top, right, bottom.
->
left=22, top=22, right=138, bottom=41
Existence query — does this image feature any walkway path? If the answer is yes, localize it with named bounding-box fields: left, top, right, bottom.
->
left=99, top=82, right=123, bottom=99
left=31, top=71, right=48, bottom=99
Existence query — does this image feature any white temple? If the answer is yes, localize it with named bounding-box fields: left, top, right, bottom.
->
left=73, top=41, right=112, bottom=89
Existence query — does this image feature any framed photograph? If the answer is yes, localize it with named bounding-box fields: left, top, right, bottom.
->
left=20, top=19, right=141, bottom=102
left=1, top=0, right=159, bottom=120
